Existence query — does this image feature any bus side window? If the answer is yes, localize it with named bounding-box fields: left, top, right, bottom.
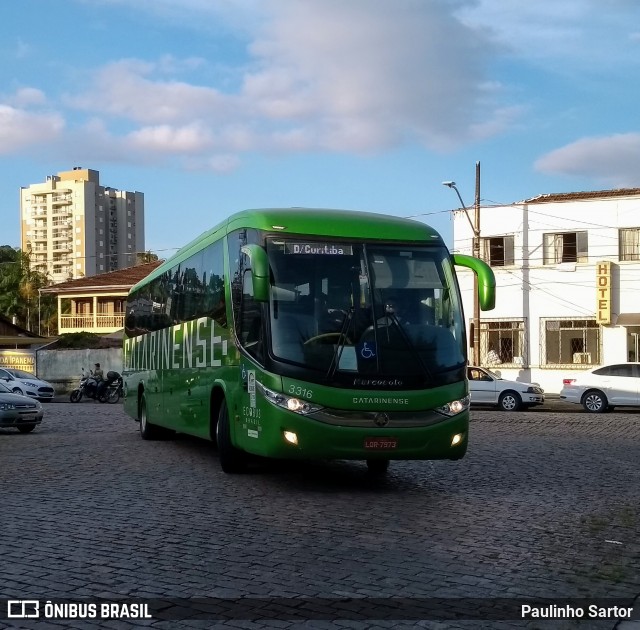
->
left=240, top=269, right=264, bottom=362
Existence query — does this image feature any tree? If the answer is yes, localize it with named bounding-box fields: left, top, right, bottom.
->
left=136, top=250, right=159, bottom=264
left=0, top=247, right=56, bottom=333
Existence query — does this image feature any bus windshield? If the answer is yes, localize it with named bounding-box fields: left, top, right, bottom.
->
left=267, top=238, right=465, bottom=386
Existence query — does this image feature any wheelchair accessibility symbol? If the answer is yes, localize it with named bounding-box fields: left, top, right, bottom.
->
left=359, top=341, right=376, bottom=359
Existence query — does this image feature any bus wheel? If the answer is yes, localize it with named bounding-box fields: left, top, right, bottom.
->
left=139, top=395, right=163, bottom=440
left=216, top=400, right=247, bottom=473
left=366, top=459, right=390, bottom=475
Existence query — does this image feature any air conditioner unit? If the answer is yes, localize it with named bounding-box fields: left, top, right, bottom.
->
left=573, top=352, right=592, bottom=364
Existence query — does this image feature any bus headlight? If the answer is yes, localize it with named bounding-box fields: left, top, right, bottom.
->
left=436, top=396, right=470, bottom=417
left=257, top=382, right=323, bottom=416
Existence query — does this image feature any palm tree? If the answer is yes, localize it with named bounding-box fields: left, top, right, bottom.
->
left=0, top=247, right=55, bottom=332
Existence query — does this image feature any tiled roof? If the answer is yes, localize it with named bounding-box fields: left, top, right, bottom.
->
left=40, top=261, right=164, bottom=294
left=523, top=188, right=640, bottom=204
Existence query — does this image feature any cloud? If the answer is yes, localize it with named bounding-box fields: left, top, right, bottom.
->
left=0, top=104, right=64, bottom=154
left=7, top=88, right=47, bottom=107
left=58, top=0, right=507, bottom=162
left=243, top=0, right=499, bottom=150
left=67, top=59, right=235, bottom=125
left=127, top=123, right=215, bottom=154
left=535, top=133, right=640, bottom=187
left=457, top=0, right=640, bottom=69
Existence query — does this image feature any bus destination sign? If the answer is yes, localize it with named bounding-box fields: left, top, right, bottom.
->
left=285, top=242, right=353, bottom=255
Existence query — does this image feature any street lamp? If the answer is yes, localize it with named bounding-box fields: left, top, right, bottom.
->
left=443, top=162, right=482, bottom=365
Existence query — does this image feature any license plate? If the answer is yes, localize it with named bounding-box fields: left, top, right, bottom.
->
left=364, top=437, right=398, bottom=450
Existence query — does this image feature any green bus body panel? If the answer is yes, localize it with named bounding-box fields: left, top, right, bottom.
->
left=452, top=253, right=496, bottom=311
left=236, top=403, right=468, bottom=461
left=229, top=361, right=468, bottom=460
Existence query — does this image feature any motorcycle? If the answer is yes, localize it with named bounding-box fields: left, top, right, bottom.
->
left=97, top=371, right=123, bottom=404
left=69, top=369, right=100, bottom=402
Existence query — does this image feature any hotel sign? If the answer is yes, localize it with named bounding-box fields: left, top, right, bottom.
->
left=596, top=261, right=611, bottom=325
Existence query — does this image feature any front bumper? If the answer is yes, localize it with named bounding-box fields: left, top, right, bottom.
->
left=0, top=411, right=44, bottom=427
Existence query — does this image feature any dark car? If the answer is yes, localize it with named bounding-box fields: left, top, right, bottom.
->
left=0, top=381, right=44, bottom=433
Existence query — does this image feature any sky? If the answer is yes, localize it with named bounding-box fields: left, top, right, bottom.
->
left=1, top=0, right=639, bottom=258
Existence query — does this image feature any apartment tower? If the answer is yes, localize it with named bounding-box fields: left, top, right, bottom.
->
left=20, top=167, right=144, bottom=284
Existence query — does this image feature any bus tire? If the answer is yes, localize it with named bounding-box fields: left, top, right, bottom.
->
left=139, top=395, right=163, bottom=440
left=216, top=399, right=247, bottom=473
left=366, top=459, right=390, bottom=475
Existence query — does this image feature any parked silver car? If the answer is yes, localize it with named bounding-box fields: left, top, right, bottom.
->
left=0, top=381, right=44, bottom=433
left=467, top=366, right=545, bottom=411
left=0, top=367, right=56, bottom=401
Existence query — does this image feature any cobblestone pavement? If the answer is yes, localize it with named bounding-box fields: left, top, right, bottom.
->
left=0, top=401, right=638, bottom=630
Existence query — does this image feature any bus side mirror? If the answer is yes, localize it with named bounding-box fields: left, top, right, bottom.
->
left=241, top=244, right=270, bottom=302
left=452, top=254, right=496, bottom=311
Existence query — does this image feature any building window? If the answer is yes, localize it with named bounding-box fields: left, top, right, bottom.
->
left=543, top=231, right=588, bottom=264
left=481, top=236, right=514, bottom=266
left=541, top=318, right=600, bottom=366
left=479, top=320, right=527, bottom=366
left=619, top=227, right=640, bottom=261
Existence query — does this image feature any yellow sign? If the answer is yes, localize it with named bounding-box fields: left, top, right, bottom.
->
left=0, top=351, right=36, bottom=370
left=596, top=261, right=611, bottom=325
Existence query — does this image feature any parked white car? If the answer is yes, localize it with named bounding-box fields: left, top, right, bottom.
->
left=559, top=362, right=640, bottom=412
left=0, top=368, right=56, bottom=402
left=467, top=366, right=545, bottom=411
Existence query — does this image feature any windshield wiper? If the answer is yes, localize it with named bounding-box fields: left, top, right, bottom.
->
left=325, top=307, right=354, bottom=381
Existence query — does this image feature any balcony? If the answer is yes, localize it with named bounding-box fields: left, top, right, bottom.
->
left=59, top=313, right=125, bottom=334
left=52, top=196, right=72, bottom=206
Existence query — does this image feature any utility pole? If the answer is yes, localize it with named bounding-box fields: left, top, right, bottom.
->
left=443, top=161, right=482, bottom=365
left=472, top=161, right=481, bottom=367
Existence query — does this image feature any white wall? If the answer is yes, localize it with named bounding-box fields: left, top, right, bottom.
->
left=452, top=192, right=640, bottom=394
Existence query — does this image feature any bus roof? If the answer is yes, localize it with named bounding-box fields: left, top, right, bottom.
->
left=130, top=208, right=445, bottom=293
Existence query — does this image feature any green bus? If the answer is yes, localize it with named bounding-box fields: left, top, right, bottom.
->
left=123, top=208, right=495, bottom=474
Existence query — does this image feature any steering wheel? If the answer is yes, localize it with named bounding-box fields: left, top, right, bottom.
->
left=303, top=332, right=353, bottom=346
